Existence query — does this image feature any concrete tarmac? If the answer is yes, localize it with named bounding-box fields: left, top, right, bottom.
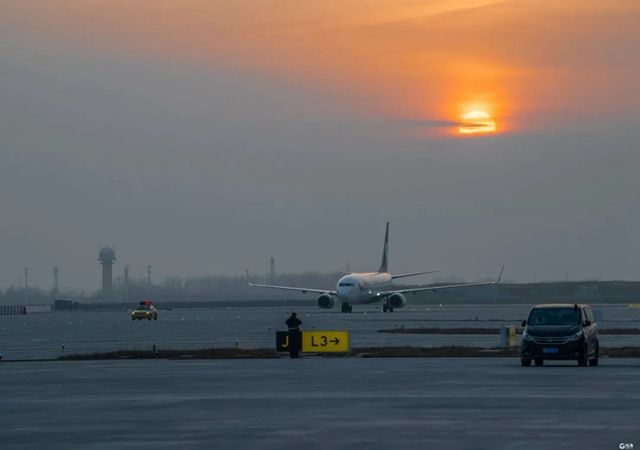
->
left=1, top=357, right=639, bottom=450
left=3, top=304, right=640, bottom=360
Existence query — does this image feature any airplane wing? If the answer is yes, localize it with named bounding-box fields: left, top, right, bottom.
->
left=391, top=269, right=439, bottom=280
left=248, top=282, right=335, bottom=295
left=377, top=265, right=503, bottom=296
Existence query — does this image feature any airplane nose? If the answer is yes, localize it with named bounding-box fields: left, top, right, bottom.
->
left=338, top=286, right=352, bottom=299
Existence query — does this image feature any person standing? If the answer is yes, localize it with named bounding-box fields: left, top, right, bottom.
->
left=285, top=312, right=302, bottom=358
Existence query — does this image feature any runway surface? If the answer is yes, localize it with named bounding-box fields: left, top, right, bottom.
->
left=2, top=304, right=640, bottom=360
left=1, top=357, right=639, bottom=450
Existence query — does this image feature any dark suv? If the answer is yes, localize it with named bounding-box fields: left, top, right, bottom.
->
left=520, top=304, right=599, bottom=367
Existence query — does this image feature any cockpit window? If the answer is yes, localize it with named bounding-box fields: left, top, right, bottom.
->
left=339, top=282, right=354, bottom=287
left=528, top=308, right=581, bottom=325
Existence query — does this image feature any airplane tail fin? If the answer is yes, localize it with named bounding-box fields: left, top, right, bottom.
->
left=378, top=222, right=389, bottom=273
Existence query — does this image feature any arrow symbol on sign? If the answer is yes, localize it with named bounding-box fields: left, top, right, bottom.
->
left=330, top=337, right=340, bottom=345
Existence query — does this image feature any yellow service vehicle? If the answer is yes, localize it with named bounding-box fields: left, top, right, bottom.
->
left=131, top=300, right=158, bottom=321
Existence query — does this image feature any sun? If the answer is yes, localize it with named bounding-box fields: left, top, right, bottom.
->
left=458, top=110, right=496, bottom=135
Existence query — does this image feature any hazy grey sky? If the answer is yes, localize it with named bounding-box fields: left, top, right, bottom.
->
left=1, top=1, right=639, bottom=290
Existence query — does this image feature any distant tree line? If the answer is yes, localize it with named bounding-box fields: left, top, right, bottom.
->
left=1, top=274, right=640, bottom=305
left=0, top=271, right=342, bottom=304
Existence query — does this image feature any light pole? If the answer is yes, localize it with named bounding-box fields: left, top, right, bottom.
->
left=24, top=267, right=29, bottom=306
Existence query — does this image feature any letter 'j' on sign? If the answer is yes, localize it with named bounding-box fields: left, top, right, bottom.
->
left=302, top=331, right=349, bottom=353
left=275, top=331, right=290, bottom=352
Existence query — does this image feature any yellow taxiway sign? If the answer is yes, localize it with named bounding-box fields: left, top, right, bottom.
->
left=302, top=331, right=350, bottom=353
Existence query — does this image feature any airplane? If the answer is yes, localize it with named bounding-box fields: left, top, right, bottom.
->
left=248, top=222, right=503, bottom=313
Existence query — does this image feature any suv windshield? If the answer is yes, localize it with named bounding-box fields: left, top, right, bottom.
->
left=528, top=308, right=581, bottom=326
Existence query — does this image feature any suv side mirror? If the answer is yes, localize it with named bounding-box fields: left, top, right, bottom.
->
left=583, top=320, right=591, bottom=326
left=521, top=320, right=526, bottom=327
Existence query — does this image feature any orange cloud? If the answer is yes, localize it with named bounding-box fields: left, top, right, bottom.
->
left=3, top=0, right=639, bottom=134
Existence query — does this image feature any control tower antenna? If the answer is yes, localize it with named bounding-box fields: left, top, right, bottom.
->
left=98, top=247, right=116, bottom=301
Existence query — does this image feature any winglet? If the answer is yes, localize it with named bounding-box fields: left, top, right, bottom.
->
left=378, top=222, right=389, bottom=273
left=495, top=265, right=505, bottom=284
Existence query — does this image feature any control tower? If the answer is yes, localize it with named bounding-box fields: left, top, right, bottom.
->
left=98, top=246, right=116, bottom=301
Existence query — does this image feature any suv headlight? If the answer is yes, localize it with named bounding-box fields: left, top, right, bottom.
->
left=522, top=331, right=534, bottom=341
left=567, top=330, right=583, bottom=341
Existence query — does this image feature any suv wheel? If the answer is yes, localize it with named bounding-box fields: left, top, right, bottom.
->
left=589, top=344, right=599, bottom=366
left=577, top=345, right=588, bottom=366
left=521, top=358, right=531, bottom=367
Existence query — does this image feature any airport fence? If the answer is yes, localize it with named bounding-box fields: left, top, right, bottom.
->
left=0, top=304, right=129, bottom=315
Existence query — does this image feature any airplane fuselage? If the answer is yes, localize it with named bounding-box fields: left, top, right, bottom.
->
left=336, top=272, right=393, bottom=305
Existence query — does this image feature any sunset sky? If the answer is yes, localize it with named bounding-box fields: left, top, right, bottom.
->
left=1, top=1, right=639, bottom=289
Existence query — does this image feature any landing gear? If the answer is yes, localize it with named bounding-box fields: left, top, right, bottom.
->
left=382, top=304, right=394, bottom=313
left=534, top=358, right=544, bottom=366
left=341, top=303, right=352, bottom=313
left=520, top=358, right=531, bottom=367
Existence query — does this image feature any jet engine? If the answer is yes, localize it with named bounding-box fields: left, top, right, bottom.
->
left=317, top=293, right=335, bottom=309
left=388, top=293, right=407, bottom=309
